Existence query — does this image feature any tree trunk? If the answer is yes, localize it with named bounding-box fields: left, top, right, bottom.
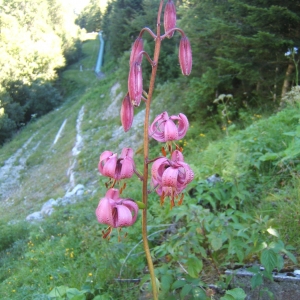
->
left=281, top=63, right=294, bottom=99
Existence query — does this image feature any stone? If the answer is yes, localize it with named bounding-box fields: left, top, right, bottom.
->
left=26, top=212, right=43, bottom=222
left=225, top=268, right=300, bottom=300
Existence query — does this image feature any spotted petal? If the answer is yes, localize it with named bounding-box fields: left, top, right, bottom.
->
left=162, top=166, right=179, bottom=188
left=95, top=197, right=115, bottom=227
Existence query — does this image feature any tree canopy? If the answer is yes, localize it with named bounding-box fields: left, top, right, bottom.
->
left=0, top=0, right=82, bottom=144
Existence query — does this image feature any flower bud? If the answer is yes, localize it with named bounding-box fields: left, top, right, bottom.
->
left=130, top=38, right=143, bottom=66
left=120, top=92, right=134, bottom=132
left=128, top=62, right=143, bottom=106
left=164, top=0, right=176, bottom=38
left=179, top=36, right=192, bottom=76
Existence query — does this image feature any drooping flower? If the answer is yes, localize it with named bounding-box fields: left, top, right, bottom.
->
left=128, top=62, right=143, bottom=106
left=179, top=36, right=192, bottom=76
left=151, top=150, right=194, bottom=208
left=164, top=0, right=176, bottom=38
left=130, top=37, right=144, bottom=66
left=120, top=92, right=134, bottom=132
left=98, top=148, right=135, bottom=180
left=95, top=188, right=138, bottom=228
left=149, top=111, right=189, bottom=142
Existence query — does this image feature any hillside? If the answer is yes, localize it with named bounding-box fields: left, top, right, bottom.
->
left=1, top=33, right=300, bottom=299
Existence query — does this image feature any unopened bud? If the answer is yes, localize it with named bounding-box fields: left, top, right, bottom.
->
left=120, top=92, right=134, bottom=132
left=164, top=0, right=176, bottom=38
left=128, top=62, right=143, bottom=106
left=179, top=36, right=192, bottom=76
left=130, top=38, right=143, bottom=66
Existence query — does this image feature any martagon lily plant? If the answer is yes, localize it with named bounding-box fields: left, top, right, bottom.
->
left=95, top=1, right=193, bottom=298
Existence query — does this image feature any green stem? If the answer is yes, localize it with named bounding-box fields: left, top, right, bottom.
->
left=142, top=1, right=164, bottom=299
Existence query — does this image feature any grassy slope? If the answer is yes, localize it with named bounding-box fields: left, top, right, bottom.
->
left=1, top=33, right=300, bottom=299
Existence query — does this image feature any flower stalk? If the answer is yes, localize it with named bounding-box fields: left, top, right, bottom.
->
left=141, top=2, right=164, bottom=298
left=96, top=1, right=193, bottom=299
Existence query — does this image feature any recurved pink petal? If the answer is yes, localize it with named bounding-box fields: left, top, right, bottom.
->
left=171, top=150, right=184, bottom=162
left=120, top=148, right=134, bottom=159
left=177, top=162, right=194, bottom=185
left=176, top=113, right=189, bottom=139
left=162, top=166, right=179, bottom=187
left=113, top=205, right=134, bottom=227
left=98, top=151, right=114, bottom=174
left=119, top=157, right=134, bottom=179
left=179, top=36, right=192, bottom=76
left=95, top=197, right=115, bottom=227
left=105, top=188, right=120, bottom=201
left=151, top=157, right=169, bottom=184
left=149, top=112, right=169, bottom=142
left=128, top=62, right=143, bottom=106
left=130, top=37, right=143, bottom=66
left=122, top=200, right=139, bottom=224
left=120, top=93, right=134, bottom=132
left=164, top=0, right=176, bottom=38
left=102, top=153, right=117, bottom=178
left=164, top=119, right=179, bottom=141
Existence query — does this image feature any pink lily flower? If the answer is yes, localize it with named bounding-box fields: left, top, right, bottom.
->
left=120, top=92, right=134, bottom=132
left=95, top=188, right=138, bottom=228
left=164, top=0, right=176, bottom=38
left=151, top=150, right=194, bottom=208
left=149, top=111, right=189, bottom=142
left=98, top=148, right=135, bottom=180
left=179, top=36, right=192, bottom=76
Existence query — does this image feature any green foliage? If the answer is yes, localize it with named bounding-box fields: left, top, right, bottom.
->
left=0, top=221, right=29, bottom=252
left=76, top=0, right=102, bottom=32
left=179, top=0, right=300, bottom=120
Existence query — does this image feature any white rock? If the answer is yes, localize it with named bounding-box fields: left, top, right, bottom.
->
left=26, top=212, right=43, bottom=222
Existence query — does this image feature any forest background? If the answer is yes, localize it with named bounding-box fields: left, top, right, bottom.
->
left=1, top=0, right=300, bottom=144
left=1, top=0, right=300, bottom=299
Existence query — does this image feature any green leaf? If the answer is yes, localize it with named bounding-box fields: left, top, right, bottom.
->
left=171, top=280, right=186, bottom=290
left=93, top=295, right=111, bottom=300
left=161, top=274, right=173, bottom=292
left=180, top=284, right=192, bottom=298
left=267, top=227, right=279, bottom=237
left=251, top=273, right=263, bottom=289
left=210, top=236, right=223, bottom=251
left=70, top=295, right=85, bottom=300
left=136, top=201, right=146, bottom=209
left=48, top=286, right=67, bottom=298
left=282, top=249, right=298, bottom=264
left=192, top=287, right=207, bottom=299
left=259, top=153, right=278, bottom=161
left=221, top=288, right=246, bottom=300
left=187, top=256, right=203, bottom=278
left=261, top=248, right=277, bottom=274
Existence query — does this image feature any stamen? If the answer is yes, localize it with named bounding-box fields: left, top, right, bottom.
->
left=160, top=191, right=165, bottom=206
left=170, top=190, right=175, bottom=209
left=161, top=147, right=167, bottom=157
left=178, top=194, right=184, bottom=205
left=102, top=227, right=112, bottom=239
left=110, top=179, right=117, bottom=188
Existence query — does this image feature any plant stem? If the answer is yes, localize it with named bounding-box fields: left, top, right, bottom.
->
left=141, top=1, right=164, bottom=299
